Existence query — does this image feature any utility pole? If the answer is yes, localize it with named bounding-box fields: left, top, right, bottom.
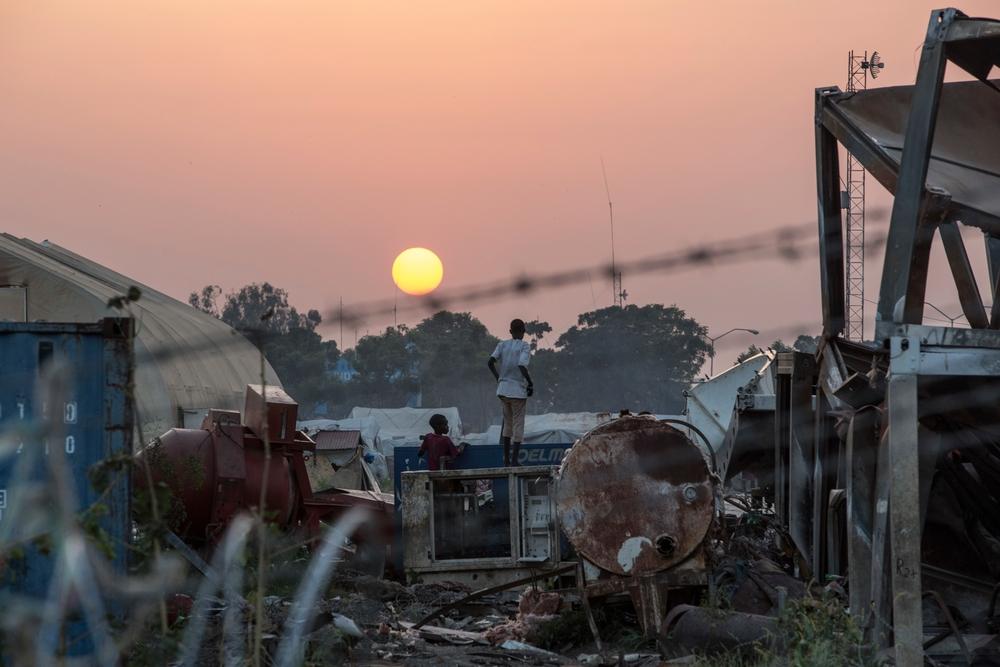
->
left=601, top=158, right=626, bottom=308
left=843, top=50, right=883, bottom=341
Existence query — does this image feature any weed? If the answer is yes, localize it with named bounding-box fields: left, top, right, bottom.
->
left=692, top=593, right=876, bottom=667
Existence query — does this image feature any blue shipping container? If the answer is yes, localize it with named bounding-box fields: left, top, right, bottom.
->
left=0, top=319, right=132, bottom=655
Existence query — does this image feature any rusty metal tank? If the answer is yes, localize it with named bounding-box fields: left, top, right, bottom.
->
left=143, top=424, right=298, bottom=543
left=554, top=416, right=716, bottom=576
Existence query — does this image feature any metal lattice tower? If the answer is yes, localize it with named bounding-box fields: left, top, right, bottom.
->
left=844, top=50, right=870, bottom=341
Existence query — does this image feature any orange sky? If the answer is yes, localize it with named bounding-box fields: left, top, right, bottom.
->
left=1, top=1, right=997, bottom=369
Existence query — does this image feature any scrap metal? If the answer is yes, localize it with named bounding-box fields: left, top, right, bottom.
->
left=770, top=7, right=1000, bottom=662
left=554, top=416, right=716, bottom=636
left=139, top=384, right=394, bottom=563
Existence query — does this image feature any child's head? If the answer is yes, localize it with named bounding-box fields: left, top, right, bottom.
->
left=510, top=318, right=526, bottom=339
left=429, top=413, right=449, bottom=434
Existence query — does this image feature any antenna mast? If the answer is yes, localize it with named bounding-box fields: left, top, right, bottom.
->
left=843, top=50, right=883, bottom=341
left=601, top=158, right=626, bottom=308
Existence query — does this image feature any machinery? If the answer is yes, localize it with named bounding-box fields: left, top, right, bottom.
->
left=138, top=384, right=394, bottom=568
left=671, top=12, right=1000, bottom=660
left=555, top=416, right=717, bottom=636
left=803, top=9, right=1000, bottom=662
left=400, top=464, right=573, bottom=588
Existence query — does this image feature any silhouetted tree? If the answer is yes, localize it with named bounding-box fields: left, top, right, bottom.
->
left=346, top=326, right=419, bottom=409
left=523, top=320, right=552, bottom=351
left=188, top=282, right=339, bottom=416
left=532, top=304, right=710, bottom=415
left=736, top=339, right=792, bottom=364
left=409, top=311, right=501, bottom=430
left=735, top=335, right=820, bottom=364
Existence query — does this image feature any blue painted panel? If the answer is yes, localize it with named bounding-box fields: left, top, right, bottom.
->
left=0, top=319, right=132, bottom=655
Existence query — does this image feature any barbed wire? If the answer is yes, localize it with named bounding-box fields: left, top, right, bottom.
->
left=323, top=209, right=889, bottom=329
left=138, top=207, right=902, bottom=368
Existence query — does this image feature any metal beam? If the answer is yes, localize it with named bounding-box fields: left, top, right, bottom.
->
left=811, top=363, right=838, bottom=579
left=869, top=423, right=893, bottom=651
left=845, top=409, right=878, bottom=626
left=942, top=12, right=1000, bottom=42
left=938, top=220, right=989, bottom=328
left=876, top=9, right=954, bottom=324
left=888, top=337, right=923, bottom=665
left=815, top=91, right=846, bottom=337
left=819, top=96, right=899, bottom=195
left=983, top=234, right=1000, bottom=329
left=774, top=362, right=791, bottom=527
left=787, top=353, right=817, bottom=570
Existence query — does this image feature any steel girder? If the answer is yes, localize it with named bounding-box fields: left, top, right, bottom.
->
left=808, top=9, right=1000, bottom=663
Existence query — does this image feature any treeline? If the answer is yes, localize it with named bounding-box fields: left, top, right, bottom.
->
left=189, top=283, right=723, bottom=431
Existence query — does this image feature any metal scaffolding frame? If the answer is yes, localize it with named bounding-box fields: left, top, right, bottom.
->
left=844, top=51, right=868, bottom=341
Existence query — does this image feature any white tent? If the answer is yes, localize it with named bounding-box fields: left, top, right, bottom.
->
left=0, top=235, right=281, bottom=437
left=347, top=406, right=462, bottom=452
left=467, top=411, right=615, bottom=446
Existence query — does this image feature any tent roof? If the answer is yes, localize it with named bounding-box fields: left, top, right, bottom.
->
left=348, top=406, right=462, bottom=443
left=468, top=412, right=614, bottom=446
left=0, top=235, right=281, bottom=435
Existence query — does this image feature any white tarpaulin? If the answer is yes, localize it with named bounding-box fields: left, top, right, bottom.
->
left=347, top=406, right=462, bottom=452
left=467, top=412, right=615, bottom=446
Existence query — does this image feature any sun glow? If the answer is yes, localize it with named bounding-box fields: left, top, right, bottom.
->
left=392, top=247, right=444, bottom=296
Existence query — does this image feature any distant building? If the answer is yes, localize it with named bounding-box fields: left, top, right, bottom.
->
left=328, top=357, right=359, bottom=382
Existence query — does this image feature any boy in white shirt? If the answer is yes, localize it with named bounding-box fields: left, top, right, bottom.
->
left=488, top=319, right=534, bottom=466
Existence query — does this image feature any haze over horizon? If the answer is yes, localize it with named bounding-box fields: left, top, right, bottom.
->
left=2, top=1, right=997, bottom=368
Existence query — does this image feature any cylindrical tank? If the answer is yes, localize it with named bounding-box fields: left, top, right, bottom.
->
left=136, top=427, right=296, bottom=544
left=554, top=416, right=716, bottom=576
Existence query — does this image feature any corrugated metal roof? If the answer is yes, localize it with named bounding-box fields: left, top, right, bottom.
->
left=314, top=429, right=362, bottom=451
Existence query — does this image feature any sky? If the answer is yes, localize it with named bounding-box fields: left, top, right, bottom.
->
left=1, top=1, right=997, bottom=371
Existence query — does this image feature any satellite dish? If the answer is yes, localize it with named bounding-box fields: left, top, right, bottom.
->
left=869, top=51, right=885, bottom=79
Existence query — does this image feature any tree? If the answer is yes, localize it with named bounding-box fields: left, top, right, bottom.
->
left=523, top=320, right=552, bottom=351
left=736, top=339, right=792, bottom=364
left=223, top=283, right=313, bottom=334
left=735, top=335, right=820, bottom=364
left=188, top=282, right=313, bottom=334
left=532, top=304, right=710, bottom=415
left=792, top=334, right=820, bottom=354
left=347, top=326, right=419, bottom=408
left=188, top=285, right=222, bottom=317
left=188, top=283, right=339, bottom=416
left=409, top=311, right=501, bottom=431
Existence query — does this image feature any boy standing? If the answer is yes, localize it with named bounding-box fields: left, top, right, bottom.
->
left=488, top=319, right=534, bottom=466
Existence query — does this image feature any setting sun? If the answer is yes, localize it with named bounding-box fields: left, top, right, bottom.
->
left=392, top=247, right=444, bottom=296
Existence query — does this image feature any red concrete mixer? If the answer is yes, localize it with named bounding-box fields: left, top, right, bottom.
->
left=137, top=385, right=393, bottom=562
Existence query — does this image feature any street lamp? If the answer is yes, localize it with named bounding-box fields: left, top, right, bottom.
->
left=707, top=327, right=760, bottom=377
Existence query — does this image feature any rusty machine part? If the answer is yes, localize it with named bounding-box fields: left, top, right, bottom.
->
left=555, top=416, right=716, bottom=577
left=659, top=604, right=779, bottom=657
left=136, top=384, right=394, bottom=552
